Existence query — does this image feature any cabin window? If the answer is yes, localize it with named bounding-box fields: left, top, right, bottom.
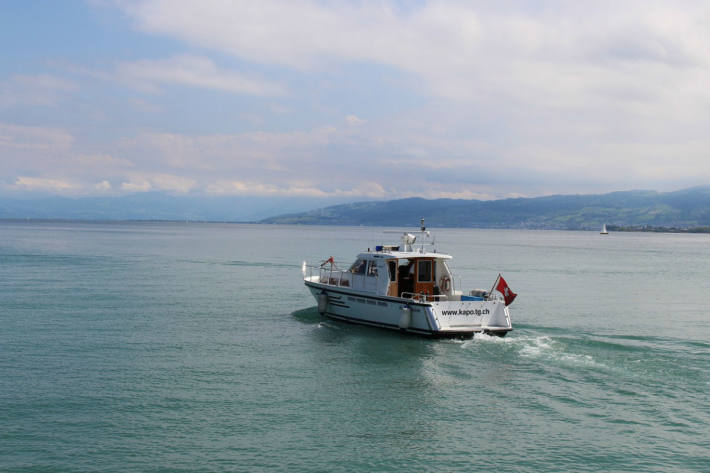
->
left=417, top=260, right=433, bottom=282
left=349, top=259, right=367, bottom=274
left=388, top=261, right=397, bottom=282
left=367, top=261, right=378, bottom=277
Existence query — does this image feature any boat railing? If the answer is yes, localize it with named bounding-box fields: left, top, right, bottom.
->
left=400, top=292, right=448, bottom=302
left=304, top=263, right=352, bottom=288
left=407, top=234, right=438, bottom=253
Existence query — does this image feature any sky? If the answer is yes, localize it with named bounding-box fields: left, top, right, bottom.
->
left=2, top=0, right=710, bottom=204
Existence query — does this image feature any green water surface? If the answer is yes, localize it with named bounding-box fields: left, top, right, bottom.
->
left=1, top=222, right=708, bottom=472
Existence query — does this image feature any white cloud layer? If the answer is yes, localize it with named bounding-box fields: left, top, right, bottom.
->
left=0, top=74, right=77, bottom=108
left=119, top=1, right=710, bottom=101
left=109, top=0, right=710, bottom=193
left=4, top=1, right=710, bottom=200
left=11, top=176, right=80, bottom=192
left=116, top=55, right=285, bottom=95
left=0, top=122, right=74, bottom=150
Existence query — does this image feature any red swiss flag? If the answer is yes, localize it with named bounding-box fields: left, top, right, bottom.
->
left=495, top=275, right=517, bottom=306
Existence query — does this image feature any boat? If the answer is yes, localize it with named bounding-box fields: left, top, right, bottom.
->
left=600, top=224, right=608, bottom=235
left=302, top=221, right=516, bottom=338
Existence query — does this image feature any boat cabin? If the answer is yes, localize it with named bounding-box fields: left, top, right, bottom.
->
left=318, top=248, right=454, bottom=300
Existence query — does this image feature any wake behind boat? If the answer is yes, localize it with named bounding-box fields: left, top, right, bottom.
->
left=302, top=221, right=516, bottom=338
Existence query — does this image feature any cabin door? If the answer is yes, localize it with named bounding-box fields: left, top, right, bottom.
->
left=414, top=259, right=436, bottom=296
left=387, top=260, right=398, bottom=297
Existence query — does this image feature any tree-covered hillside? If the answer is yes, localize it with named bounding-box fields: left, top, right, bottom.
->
left=261, top=187, right=710, bottom=229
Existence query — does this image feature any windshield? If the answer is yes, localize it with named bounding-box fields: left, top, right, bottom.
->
left=349, top=259, right=366, bottom=274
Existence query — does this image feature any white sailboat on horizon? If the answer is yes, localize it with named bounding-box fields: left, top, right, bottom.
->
left=600, top=223, right=608, bottom=235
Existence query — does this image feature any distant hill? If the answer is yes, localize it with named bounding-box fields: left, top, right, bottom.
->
left=0, top=193, right=353, bottom=222
left=260, top=187, right=710, bottom=230
left=3, top=187, right=710, bottom=228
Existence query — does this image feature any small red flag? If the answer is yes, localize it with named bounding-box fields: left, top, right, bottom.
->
left=321, top=256, right=335, bottom=267
left=495, top=275, right=517, bottom=306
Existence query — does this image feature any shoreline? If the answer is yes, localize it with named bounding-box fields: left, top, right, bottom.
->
left=3, top=218, right=710, bottom=233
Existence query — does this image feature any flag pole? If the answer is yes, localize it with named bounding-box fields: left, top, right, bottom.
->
left=489, top=273, right=500, bottom=298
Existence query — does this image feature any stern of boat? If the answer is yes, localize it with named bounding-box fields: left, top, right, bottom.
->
left=428, top=299, right=512, bottom=336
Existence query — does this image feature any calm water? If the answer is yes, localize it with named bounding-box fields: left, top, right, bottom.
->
left=1, top=222, right=708, bottom=472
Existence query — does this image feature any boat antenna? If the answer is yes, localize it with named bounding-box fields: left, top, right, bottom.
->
left=420, top=218, right=426, bottom=232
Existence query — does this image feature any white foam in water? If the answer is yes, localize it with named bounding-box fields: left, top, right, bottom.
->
left=317, top=321, right=341, bottom=330
left=472, top=332, right=511, bottom=343
left=442, top=338, right=466, bottom=345
left=557, top=353, right=606, bottom=369
left=469, top=333, right=609, bottom=370
left=460, top=333, right=549, bottom=353
left=518, top=336, right=554, bottom=357
left=520, top=336, right=608, bottom=370
left=467, top=332, right=525, bottom=345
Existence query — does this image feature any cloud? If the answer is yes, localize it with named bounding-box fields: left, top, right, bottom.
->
left=11, top=176, right=80, bottom=192
left=116, top=54, right=286, bottom=95
left=0, top=122, right=75, bottom=150
left=206, top=180, right=328, bottom=197
left=128, top=97, right=163, bottom=113
left=149, top=174, right=196, bottom=193
left=118, top=126, right=409, bottom=197
left=121, top=126, right=339, bottom=172
left=345, top=115, right=366, bottom=126
left=0, top=131, right=141, bottom=195
left=5, top=2, right=710, bottom=201
left=205, top=180, right=388, bottom=198
left=121, top=178, right=152, bottom=192
left=105, top=1, right=710, bottom=196
left=95, top=180, right=112, bottom=191
left=117, top=1, right=710, bottom=101
left=119, top=174, right=196, bottom=193
left=71, top=153, right=135, bottom=169
left=0, top=74, right=77, bottom=108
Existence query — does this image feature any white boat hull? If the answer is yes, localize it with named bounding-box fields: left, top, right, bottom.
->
left=306, top=281, right=512, bottom=338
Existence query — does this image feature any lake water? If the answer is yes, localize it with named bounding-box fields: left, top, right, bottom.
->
left=1, top=222, right=708, bottom=472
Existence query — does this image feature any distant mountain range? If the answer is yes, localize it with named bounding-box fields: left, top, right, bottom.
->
left=3, top=187, right=710, bottom=229
left=260, top=187, right=710, bottom=230
left=0, top=193, right=352, bottom=222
